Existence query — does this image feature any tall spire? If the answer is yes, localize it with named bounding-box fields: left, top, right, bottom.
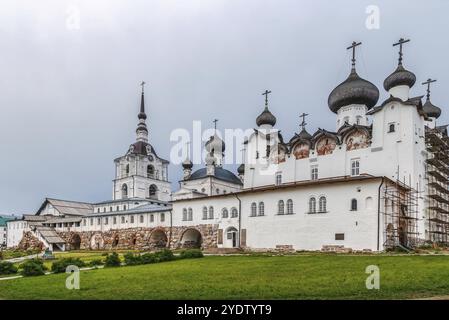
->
left=136, top=81, right=148, bottom=142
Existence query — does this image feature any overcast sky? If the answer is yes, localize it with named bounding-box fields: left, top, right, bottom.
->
left=1, top=0, right=448, bottom=215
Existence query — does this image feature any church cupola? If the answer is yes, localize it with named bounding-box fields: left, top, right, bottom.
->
left=329, top=42, right=379, bottom=130
left=422, top=78, right=442, bottom=120
left=256, top=90, right=277, bottom=128
left=136, top=81, right=149, bottom=143
left=383, top=38, right=416, bottom=101
left=205, top=120, right=225, bottom=167
left=182, top=143, right=193, bottom=180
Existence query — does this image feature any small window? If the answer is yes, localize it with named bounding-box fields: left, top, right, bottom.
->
left=121, top=216, right=125, bottom=224
left=311, top=166, right=318, bottom=181
left=97, top=208, right=100, bottom=213
left=287, top=199, right=293, bottom=214
left=83, top=219, right=86, bottom=226
left=183, top=208, right=187, bottom=221
left=351, top=199, right=358, bottom=211
left=258, top=202, right=265, bottom=216
left=130, top=216, right=134, bottom=223
left=309, top=197, right=316, bottom=214
left=202, top=207, right=208, bottom=220
left=123, top=205, right=127, bottom=211
left=110, top=207, right=112, bottom=212
left=105, top=217, right=108, bottom=225
left=351, top=159, right=360, bottom=176
left=319, top=196, right=327, bottom=213
left=216, top=188, right=220, bottom=194
left=356, top=116, right=362, bottom=125
left=388, top=123, right=395, bottom=133
left=116, top=206, right=119, bottom=211
left=278, top=200, right=284, bottom=215
left=150, top=214, right=154, bottom=223
left=113, top=217, right=117, bottom=224
left=147, top=165, right=154, bottom=178
left=161, top=213, right=165, bottom=222
left=231, top=208, right=238, bottom=218
left=275, top=173, right=282, bottom=186
left=140, top=215, right=144, bottom=223
left=188, top=208, right=193, bottom=221
left=222, top=208, right=229, bottom=218
left=335, top=233, right=345, bottom=241
left=97, top=218, right=101, bottom=225
left=251, top=203, right=257, bottom=217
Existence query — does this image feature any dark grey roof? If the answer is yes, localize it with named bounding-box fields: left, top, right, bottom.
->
left=127, top=141, right=169, bottom=163
left=256, top=107, right=277, bottom=127
left=423, top=99, right=441, bottom=119
left=187, top=167, right=243, bottom=185
left=328, top=68, right=379, bottom=113
left=383, top=64, right=416, bottom=91
left=182, top=158, right=193, bottom=169
left=237, top=164, right=245, bottom=175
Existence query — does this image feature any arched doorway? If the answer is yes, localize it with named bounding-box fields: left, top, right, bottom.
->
left=226, top=227, right=239, bottom=248
left=90, top=233, right=104, bottom=250
left=180, top=228, right=202, bottom=248
left=71, top=234, right=81, bottom=250
left=149, top=229, right=168, bottom=249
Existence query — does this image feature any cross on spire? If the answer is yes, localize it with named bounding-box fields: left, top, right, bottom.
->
left=299, top=112, right=308, bottom=131
left=140, top=81, right=146, bottom=93
left=422, top=78, right=437, bottom=100
left=262, top=90, right=271, bottom=107
left=393, top=38, right=410, bottom=66
left=346, top=41, right=362, bottom=69
left=213, top=119, right=218, bottom=132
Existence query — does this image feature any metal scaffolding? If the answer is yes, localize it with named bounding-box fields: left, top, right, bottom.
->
left=425, top=126, right=449, bottom=245
left=382, top=180, right=420, bottom=250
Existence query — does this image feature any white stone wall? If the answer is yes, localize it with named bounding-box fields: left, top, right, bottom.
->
left=0, top=226, right=7, bottom=247
left=7, top=220, right=29, bottom=248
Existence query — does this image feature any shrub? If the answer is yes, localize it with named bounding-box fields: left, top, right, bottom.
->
left=179, top=249, right=204, bottom=259
left=124, top=252, right=143, bottom=266
left=154, top=249, right=175, bottom=262
left=0, top=261, right=18, bottom=275
left=20, top=259, right=47, bottom=277
left=105, top=252, right=121, bottom=267
left=51, top=258, right=86, bottom=273
left=141, top=253, right=158, bottom=264
left=89, top=259, right=104, bottom=267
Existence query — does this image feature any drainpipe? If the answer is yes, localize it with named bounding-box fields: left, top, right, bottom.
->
left=169, top=209, right=173, bottom=249
left=377, top=177, right=385, bottom=251
left=233, top=193, right=242, bottom=249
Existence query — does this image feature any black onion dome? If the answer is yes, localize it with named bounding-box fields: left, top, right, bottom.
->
left=383, top=64, right=416, bottom=91
left=237, top=164, right=245, bottom=175
left=182, top=158, right=193, bottom=170
left=423, top=99, right=441, bottom=119
left=205, top=134, right=225, bottom=153
left=328, top=69, right=380, bottom=113
left=256, top=106, right=277, bottom=127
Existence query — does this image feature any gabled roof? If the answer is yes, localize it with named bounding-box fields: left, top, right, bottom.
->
left=36, top=198, right=93, bottom=216
left=367, top=95, right=424, bottom=116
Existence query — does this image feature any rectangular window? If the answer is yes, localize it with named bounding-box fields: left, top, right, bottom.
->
left=104, top=217, right=108, bottom=225
left=351, top=159, right=360, bottom=176
left=311, top=166, right=318, bottom=181
left=140, top=215, right=144, bottom=223
left=113, top=217, right=117, bottom=224
left=335, top=233, right=345, bottom=241
left=130, top=216, right=134, bottom=224
left=83, top=219, right=86, bottom=226
left=150, top=214, right=154, bottom=222
left=90, top=218, right=93, bottom=226
left=97, top=218, right=101, bottom=225
left=161, top=213, right=165, bottom=222
left=121, top=216, right=125, bottom=224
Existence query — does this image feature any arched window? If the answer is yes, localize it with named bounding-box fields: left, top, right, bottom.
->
left=149, top=184, right=157, bottom=198
left=188, top=208, right=193, bottom=221
left=356, top=115, right=362, bottom=125
left=231, top=207, right=238, bottom=218
left=251, top=203, right=257, bottom=217
left=209, top=206, right=214, bottom=219
left=150, top=214, right=154, bottom=222
left=388, top=123, right=395, bottom=133
left=130, top=215, right=135, bottom=223
left=139, top=215, right=144, bottom=223
left=309, top=197, right=316, bottom=213
left=258, top=202, right=265, bottom=216
left=319, top=196, right=327, bottom=213
left=222, top=208, right=229, bottom=218
left=121, top=184, right=128, bottom=199
left=202, top=207, right=208, bottom=220
left=351, top=199, right=358, bottom=211
left=121, top=216, right=125, bottom=224
left=147, top=165, right=154, bottom=178
left=183, top=208, right=187, bottom=221
left=287, top=199, right=293, bottom=214
left=278, top=200, right=284, bottom=215
left=125, top=164, right=129, bottom=175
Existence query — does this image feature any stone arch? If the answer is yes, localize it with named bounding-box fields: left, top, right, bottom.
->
left=180, top=228, right=202, bottom=249
left=90, top=233, right=104, bottom=250
left=112, top=234, right=120, bottom=248
left=149, top=229, right=168, bottom=249
left=70, top=233, right=81, bottom=250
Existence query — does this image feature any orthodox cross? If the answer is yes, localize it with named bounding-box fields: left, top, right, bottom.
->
left=213, top=119, right=218, bottom=132
left=140, top=81, right=146, bottom=93
left=393, top=38, right=410, bottom=65
left=299, top=112, right=308, bottom=131
left=346, top=41, right=362, bottom=68
left=262, top=90, right=271, bottom=106
left=422, top=78, right=437, bottom=100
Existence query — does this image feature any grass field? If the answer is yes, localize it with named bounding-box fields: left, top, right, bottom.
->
left=1, top=254, right=449, bottom=299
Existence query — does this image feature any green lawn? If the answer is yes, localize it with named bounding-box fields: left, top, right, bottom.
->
left=0, top=255, right=449, bottom=300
